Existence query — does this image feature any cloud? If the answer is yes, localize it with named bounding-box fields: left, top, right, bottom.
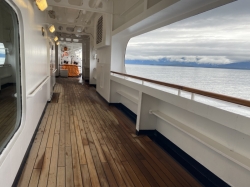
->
left=125, top=0, right=250, bottom=64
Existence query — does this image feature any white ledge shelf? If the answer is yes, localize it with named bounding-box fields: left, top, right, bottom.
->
left=149, top=109, right=250, bottom=172
left=117, top=90, right=139, bottom=104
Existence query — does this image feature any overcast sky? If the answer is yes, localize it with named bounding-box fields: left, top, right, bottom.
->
left=125, top=0, right=250, bottom=64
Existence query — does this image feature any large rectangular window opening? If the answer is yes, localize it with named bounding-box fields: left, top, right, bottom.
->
left=125, top=0, right=250, bottom=102
left=0, top=0, right=21, bottom=153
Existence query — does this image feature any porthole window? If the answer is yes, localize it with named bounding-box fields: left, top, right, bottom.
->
left=0, top=43, right=5, bottom=65
left=0, top=0, right=21, bottom=153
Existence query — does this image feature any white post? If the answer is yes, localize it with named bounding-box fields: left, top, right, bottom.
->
left=191, top=93, right=195, bottom=100
left=178, top=90, right=181, bottom=96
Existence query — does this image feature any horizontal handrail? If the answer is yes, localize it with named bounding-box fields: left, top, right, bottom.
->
left=27, top=76, right=49, bottom=98
left=111, top=71, right=250, bottom=108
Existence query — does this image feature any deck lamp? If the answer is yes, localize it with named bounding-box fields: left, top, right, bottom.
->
left=54, top=36, right=58, bottom=41
left=49, top=25, right=55, bottom=33
left=35, top=0, right=48, bottom=11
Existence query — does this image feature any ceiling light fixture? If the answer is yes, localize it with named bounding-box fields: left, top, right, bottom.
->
left=35, top=0, right=48, bottom=11
left=56, top=41, right=60, bottom=45
left=49, top=25, right=55, bottom=33
left=54, top=36, right=58, bottom=41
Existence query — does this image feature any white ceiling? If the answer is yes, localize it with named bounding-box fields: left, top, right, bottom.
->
left=45, top=0, right=113, bottom=41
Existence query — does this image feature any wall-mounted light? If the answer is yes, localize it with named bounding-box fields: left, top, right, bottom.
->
left=49, top=25, right=55, bottom=33
left=35, top=0, right=48, bottom=11
left=54, top=36, right=58, bottom=41
left=56, top=41, right=60, bottom=45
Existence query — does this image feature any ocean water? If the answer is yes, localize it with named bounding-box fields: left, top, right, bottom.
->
left=125, top=64, right=250, bottom=116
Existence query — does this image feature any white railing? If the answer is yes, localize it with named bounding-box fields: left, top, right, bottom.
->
left=111, top=71, right=250, bottom=117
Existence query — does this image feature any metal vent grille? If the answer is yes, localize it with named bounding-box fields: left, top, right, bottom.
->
left=96, top=16, right=103, bottom=44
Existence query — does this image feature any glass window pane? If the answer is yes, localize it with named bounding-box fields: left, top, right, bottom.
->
left=0, top=0, right=21, bottom=153
left=0, top=43, right=5, bottom=65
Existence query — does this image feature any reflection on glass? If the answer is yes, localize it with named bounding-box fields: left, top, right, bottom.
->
left=0, top=43, right=5, bottom=65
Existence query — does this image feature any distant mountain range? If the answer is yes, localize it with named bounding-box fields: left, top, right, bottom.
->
left=125, top=58, right=250, bottom=70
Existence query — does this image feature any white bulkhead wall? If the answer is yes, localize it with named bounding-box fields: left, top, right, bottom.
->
left=94, top=13, right=112, bottom=102
left=0, top=0, right=49, bottom=186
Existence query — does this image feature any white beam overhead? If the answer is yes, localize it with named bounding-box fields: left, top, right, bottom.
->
left=47, top=0, right=113, bottom=14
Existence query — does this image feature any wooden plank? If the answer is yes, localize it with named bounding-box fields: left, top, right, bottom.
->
left=84, top=145, right=101, bottom=187
left=69, top=116, right=75, bottom=133
left=57, top=167, right=65, bottom=187
left=46, top=105, right=57, bottom=147
left=71, top=133, right=83, bottom=187
left=28, top=169, right=41, bottom=187
left=47, top=133, right=60, bottom=187
left=54, top=104, right=61, bottom=134
left=141, top=160, right=167, bottom=187
left=122, top=161, right=143, bottom=187
left=58, top=146, right=65, bottom=167
left=118, top=144, right=152, bottom=187
left=59, top=113, right=65, bottom=147
left=133, top=140, right=180, bottom=187
left=18, top=133, right=43, bottom=187
left=80, top=165, right=91, bottom=187
left=37, top=105, right=52, bottom=134
left=37, top=147, right=52, bottom=187
left=84, top=127, right=109, bottom=187
left=88, top=126, right=106, bottom=162
left=122, top=143, right=160, bottom=187
left=80, top=112, right=106, bottom=163
left=101, top=162, right=118, bottom=187
left=74, top=106, right=88, bottom=146
left=101, top=145, right=126, bottom=187
left=147, top=141, right=202, bottom=187
left=65, top=147, right=74, bottom=187
left=73, top=116, right=86, bottom=164
left=65, top=131, right=71, bottom=147
left=34, top=114, right=54, bottom=169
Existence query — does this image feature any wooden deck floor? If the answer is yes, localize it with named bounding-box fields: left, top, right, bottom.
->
left=17, top=78, right=202, bottom=187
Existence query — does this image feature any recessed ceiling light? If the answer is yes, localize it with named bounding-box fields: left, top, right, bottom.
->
left=35, top=0, right=48, bottom=11
left=49, top=25, right=55, bottom=33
